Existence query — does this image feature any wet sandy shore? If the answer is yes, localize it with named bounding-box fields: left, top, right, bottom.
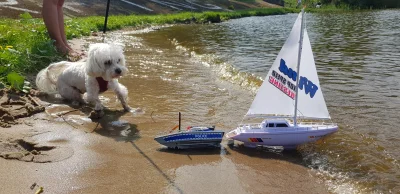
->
left=0, top=111, right=328, bottom=194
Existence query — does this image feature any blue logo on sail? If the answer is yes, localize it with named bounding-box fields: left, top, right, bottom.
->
left=278, top=59, right=319, bottom=98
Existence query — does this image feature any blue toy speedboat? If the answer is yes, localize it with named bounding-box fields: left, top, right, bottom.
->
left=154, top=113, right=224, bottom=149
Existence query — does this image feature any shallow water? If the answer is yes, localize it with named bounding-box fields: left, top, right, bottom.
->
left=127, top=11, right=400, bottom=193
left=46, top=10, right=400, bottom=193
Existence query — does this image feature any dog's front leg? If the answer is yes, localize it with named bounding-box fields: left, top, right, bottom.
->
left=86, top=77, right=104, bottom=112
left=109, top=80, right=131, bottom=111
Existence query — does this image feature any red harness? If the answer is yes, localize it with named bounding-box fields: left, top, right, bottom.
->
left=96, top=77, right=108, bottom=93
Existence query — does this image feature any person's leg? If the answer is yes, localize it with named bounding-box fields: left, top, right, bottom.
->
left=42, top=0, right=68, bottom=54
left=56, top=0, right=73, bottom=51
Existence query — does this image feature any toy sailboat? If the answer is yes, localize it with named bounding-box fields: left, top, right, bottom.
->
left=226, top=9, right=338, bottom=149
left=154, top=112, right=224, bottom=149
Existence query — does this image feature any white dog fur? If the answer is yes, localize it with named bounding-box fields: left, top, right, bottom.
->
left=36, top=43, right=130, bottom=112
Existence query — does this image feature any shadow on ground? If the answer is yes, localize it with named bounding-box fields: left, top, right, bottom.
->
left=90, top=109, right=140, bottom=142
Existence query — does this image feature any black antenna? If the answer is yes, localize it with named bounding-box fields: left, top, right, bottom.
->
left=103, top=0, right=111, bottom=34
left=178, top=112, right=181, bottom=131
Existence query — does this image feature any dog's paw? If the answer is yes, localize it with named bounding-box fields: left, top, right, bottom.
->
left=123, top=105, right=131, bottom=112
left=133, top=107, right=143, bottom=113
left=127, top=107, right=143, bottom=114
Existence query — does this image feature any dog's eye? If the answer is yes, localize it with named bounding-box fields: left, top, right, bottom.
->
left=117, top=59, right=121, bottom=63
left=104, top=60, right=111, bottom=66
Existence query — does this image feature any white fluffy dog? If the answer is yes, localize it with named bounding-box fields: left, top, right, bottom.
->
left=36, top=43, right=131, bottom=114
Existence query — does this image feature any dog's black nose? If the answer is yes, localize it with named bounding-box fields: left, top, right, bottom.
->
left=115, top=68, right=122, bottom=74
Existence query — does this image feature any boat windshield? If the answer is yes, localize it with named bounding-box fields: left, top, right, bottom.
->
left=276, top=123, right=288, bottom=127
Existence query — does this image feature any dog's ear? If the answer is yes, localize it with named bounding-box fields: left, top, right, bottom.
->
left=86, top=44, right=104, bottom=77
left=110, top=43, right=124, bottom=52
left=111, top=44, right=126, bottom=66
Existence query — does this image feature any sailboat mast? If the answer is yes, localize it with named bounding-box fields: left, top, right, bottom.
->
left=293, top=9, right=305, bottom=126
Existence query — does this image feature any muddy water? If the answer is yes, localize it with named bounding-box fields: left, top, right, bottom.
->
left=45, top=10, right=399, bottom=194
left=128, top=11, right=398, bottom=193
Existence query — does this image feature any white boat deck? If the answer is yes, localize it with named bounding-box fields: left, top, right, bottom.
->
left=238, top=121, right=337, bottom=132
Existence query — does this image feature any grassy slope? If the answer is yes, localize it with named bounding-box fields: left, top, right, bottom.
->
left=0, top=8, right=296, bottom=89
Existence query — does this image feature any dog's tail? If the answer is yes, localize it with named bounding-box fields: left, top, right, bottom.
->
left=35, top=61, right=70, bottom=94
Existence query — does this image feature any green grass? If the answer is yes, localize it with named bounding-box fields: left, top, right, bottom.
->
left=0, top=8, right=295, bottom=90
left=284, top=0, right=351, bottom=9
left=0, top=14, right=63, bottom=90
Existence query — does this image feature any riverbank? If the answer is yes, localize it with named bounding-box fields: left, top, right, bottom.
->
left=2, top=6, right=400, bottom=193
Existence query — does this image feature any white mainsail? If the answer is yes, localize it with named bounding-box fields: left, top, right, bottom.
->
left=246, top=12, right=330, bottom=119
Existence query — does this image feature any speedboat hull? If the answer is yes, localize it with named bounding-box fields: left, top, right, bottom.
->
left=155, top=131, right=225, bottom=149
left=226, top=125, right=338, bottom=149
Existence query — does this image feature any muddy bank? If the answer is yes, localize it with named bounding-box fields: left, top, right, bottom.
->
left=0, top=89, right=45, bottom=128
left=0, top=138, right=60, bottom=162
left=0, top=110, right=329, bottom=194
left=0, top=112, right=97, bottom=193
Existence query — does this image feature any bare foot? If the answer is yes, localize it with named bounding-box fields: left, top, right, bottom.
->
left=54, top=41, right=69, bottom=55
left=65, top=43, right=73, bottom=51
left=67, top=50, right=85, bottom=62
left=54, top=40, right=86, bottom=61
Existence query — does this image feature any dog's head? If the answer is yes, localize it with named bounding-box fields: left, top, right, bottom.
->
left=86, top=43, right=128, bottom=81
